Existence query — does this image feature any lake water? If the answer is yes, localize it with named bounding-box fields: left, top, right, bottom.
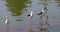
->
left=0, top=0, right=60, bottom=32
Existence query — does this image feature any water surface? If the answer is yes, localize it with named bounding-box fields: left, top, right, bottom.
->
left=0, top=0, right=60, bottom=32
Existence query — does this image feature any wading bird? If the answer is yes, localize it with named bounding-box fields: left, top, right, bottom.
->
left=27, top=11, right=33, bottom=19
left=27, top=11, right=33, bottom=32
left=37, top=7, right=49, bottom=32
left=5, top=16, right=9, bottom=24
left=37, top=9, right=44, bottom=15
left=5, top=16, right=9, bottom=32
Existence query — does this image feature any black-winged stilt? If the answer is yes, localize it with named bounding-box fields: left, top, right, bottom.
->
left=37, top=9, right=44, bottom=15
left=27, top=11, right=33, bottom=32
left=27, top=11, right=33, bottom=19
left=5, top=16, right=9, bottom=32
left=37, top=7, right=49, bottom=32
left=5, top=16, right=9, bottom=24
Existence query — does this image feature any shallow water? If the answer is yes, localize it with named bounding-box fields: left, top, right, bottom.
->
left=0, top=0, right=60, bottom=32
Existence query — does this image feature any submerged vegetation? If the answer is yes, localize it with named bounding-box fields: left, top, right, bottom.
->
left=6, top=0, right=28, bottom=16
left=55, top=0, right=60, bottom=6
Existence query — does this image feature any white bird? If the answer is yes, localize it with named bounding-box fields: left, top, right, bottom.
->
left=27, top=11, right=33, bottom=18
left=5, top=16, right=9, bottom=24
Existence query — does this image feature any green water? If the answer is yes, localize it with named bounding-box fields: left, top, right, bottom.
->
left=0, top=0, right=60, bottom=32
